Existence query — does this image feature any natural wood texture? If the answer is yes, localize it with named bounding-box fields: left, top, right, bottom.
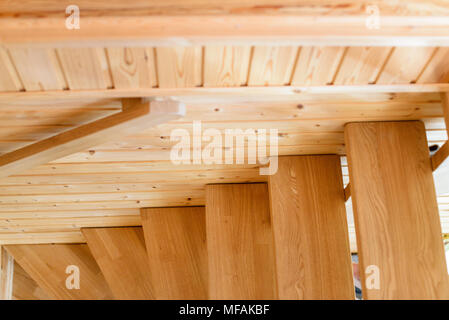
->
left=5, top=244, right=113, bottom=299
left=334, top=47, right=392, bottom=85
left=140, top=207, right=208, bottom=299
left=12, top=262, right=52, bottom=300
left=432, top=142, right=449, bottom=171
left=418, top=48, right=449, bottom=83
left=0, top=48, right=23, bottom=92
left=442, top=93, right=449, bottom=136
left=205, top=183, right=277, bottom=299
left=345, top=121, right=449, bottom=299
left=156, top=47, right=202, bottom=88
left=248, top=46, right=298, bottom=86
left=204, top=46, right=251, bottom=87
left=82, top=227, right=154, bottom=300
left=0, top=98, right=184, bottom=178
left=376, top=47, right=436, bottom=84
left=268, top=155, right=354, bottom=299
left=9, top=48, right=67, bottom=91
left=106, top=47, right=157, bottom=89
left=2, top=2, right=449, bottom=47
left=292, top=47, right=345, bottom=85
left=0, top=247, right=14, bottom=300
left=344, top=183, right=351, bottom=201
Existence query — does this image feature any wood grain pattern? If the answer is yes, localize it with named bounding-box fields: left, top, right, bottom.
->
left=140, top=207, right=208, bottom=299
left=376, top=47, right=436, bottom=84
left=248, top=46, right=298, bottom=86
left=0, top=98, right=183, bottom=179
left=0, top=246, right=14, bottom=300
left=345, top=121, right=449, bottom=299
left=292, top=47, right=346, bottom=85
left=9, top=48, right=67, bottom=91
left=106, top=47, right=157, bottom=89
left=156, top=47, right=202, bottom=88
left=334, top=47, right=392, bottom=85
left=82, top=227, right=154, bottom=300
left=268, top=155, right=354, bottom=300
left=5, top=244, right=113, bottom=300
left=205, top=183, right=277, bottom=299
left=0, top=48, right=23, bottom=92
left=57, top=48, right=112, bottom=90
left=418, top=48, right=449, bottom=83
left=204, top=46, right=251, bottom=87
left=12, top=262, right=52, bottom=300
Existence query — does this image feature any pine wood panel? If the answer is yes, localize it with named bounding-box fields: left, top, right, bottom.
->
left=82, top=227, right=154, bottom=300
left=106, top=47, right=157, bottom=89
left=12, top=262, right=52, bottom=300
left=57, top=48, right=112, bottom=90
left=9, top=48, right=67, bottom=91
left=141, top=207, right=208, bottom=299
left=0, top=246, right=14, bottom=299
left=5, top=244, right=113, bottom=299
left=204, top=46, right=251, bottom=87
left=268, top=155, right=354, bottom=299
left=205, top=183, right=277, bottom=299
left=248, top=46, right=298, bottom=86
left=0, top=48, right=23, bottom=92
left=156, top=47, right=202, bottom=88
left=292, top=47, right=346, bottom=85
left=345, top=121, right=449, bottom=299
left=376, top=47, right=436, bottom=84
left=334, top=47, right=392, bottom=85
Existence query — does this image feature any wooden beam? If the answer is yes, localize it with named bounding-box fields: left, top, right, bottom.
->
left=205, top=183, right=277, bottom=299
left=432, top=141, right=449, bottom=171
left=269, top=155, right=354, bottom=299
left=345, top=121, right=449, bottom=299
left=344, top=183, right=351, bottom=201
left=0, top=98, right=184, bottom=178
left=5, top=244, right=113, bottom=299
left=0, top=246, right=14, bottom=300
left=1, top=84, right=449, bottom=104
left=1, top=1, right=449, bottom=48
left=82, top=227, right=154, bottom=300
left=140, top=207, right=208, bottom=299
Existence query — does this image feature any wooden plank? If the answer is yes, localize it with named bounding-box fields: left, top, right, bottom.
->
left=106, top=47, right=157, bottom=89
left=5, top=244, right=113, bottom=299
left=418, top=48, right=449, bottom=83
left=2, top=3, right=449, bottom=47
left=248, top=46, right=298, bottom=86
left=0, top=246, right=14, bottom=300
left=344, top=183, right=351, bottom=201
left=56, top=48, right=112, bottom=90
left=334, top=47, right=392, bottom=85
left=0, top=98, right=184, bottom=179
left=205, top=183, right=277, bottom=299
left=0, top=48, right=23, bottom=92
left=8, top=48, right=67, bottom=91
left=204, top=46, right=251, bottom=87
left=376, top=47, right=436, bottom=84
left=82, top=227, right=154, bottom=300
left=12, top=262, right=52, bottom=300
left=140, top=207, right=208, bottom=299
left=432, top=142, right=449, bottom=171
left=156, top=47, right=202, bottom=88
left=268, top=155, right=354, bottom=299
left=292, top=47, right=346, bottom=85
left=345, top=121, right=449, bottom=299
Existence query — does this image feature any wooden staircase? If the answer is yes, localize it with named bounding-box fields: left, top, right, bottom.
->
left=4, top=121, right=449, bottom=300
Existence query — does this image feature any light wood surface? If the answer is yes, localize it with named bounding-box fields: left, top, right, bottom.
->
left=269, top=155, right=354, bottom=299
left=345, top=121, right=449, bottom=299
left=205, top=183, right=277, bottom=299
left=0, top=247, right=14, bottom=300
left=5, top=244, right=113, bottom=300
left=12, top=262, right=52, bottom=300
left=82, top=227, right=154, bottom=300
left=0, top=98, right=184, bottom=179
left=141, top=207, right=208, bottom=299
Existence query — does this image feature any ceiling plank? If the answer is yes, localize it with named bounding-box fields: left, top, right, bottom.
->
left=0, top=98, right=185, bottom=179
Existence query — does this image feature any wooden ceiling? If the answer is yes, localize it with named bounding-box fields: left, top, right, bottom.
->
left=0, top=1, right=448, bottom=251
